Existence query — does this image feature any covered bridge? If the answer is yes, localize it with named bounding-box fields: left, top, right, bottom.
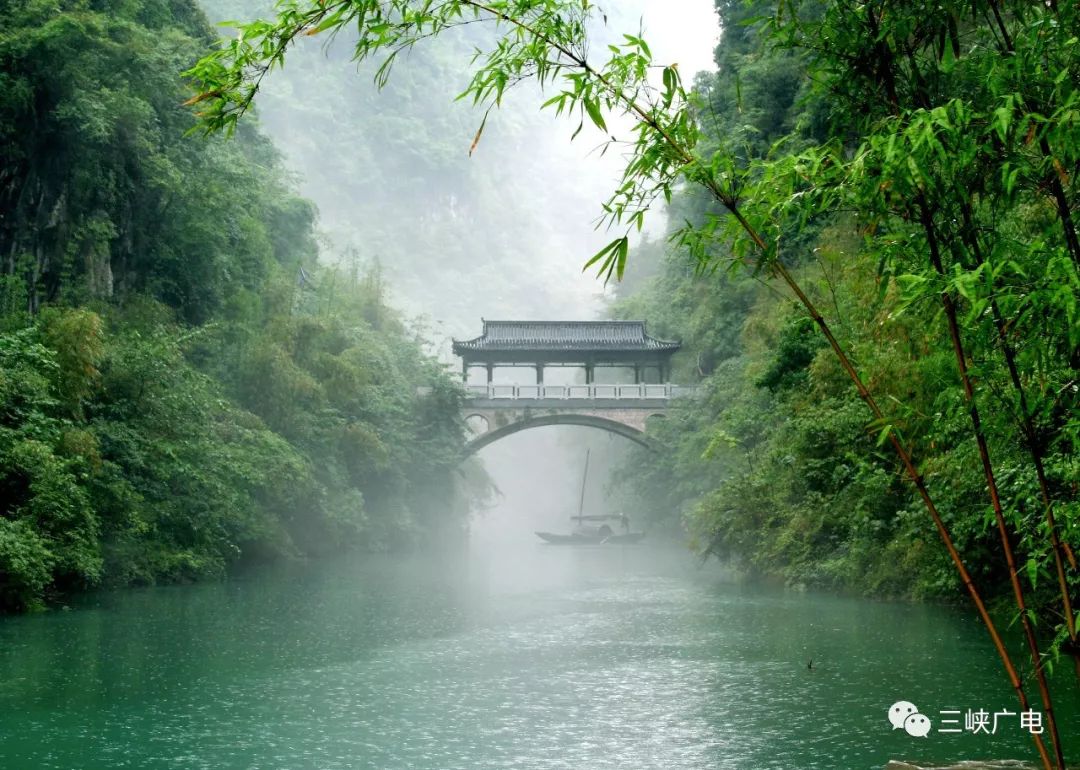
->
left=452, top=319, right=680, bottom=385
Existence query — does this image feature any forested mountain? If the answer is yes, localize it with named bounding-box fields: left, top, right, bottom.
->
left=0, top=0, right=471, bottom=612
left=197, top=0, right=626, bottom=333
left=612, top=0, right=1080, bottom=607
left=5, top=0, right=1077, bottom=641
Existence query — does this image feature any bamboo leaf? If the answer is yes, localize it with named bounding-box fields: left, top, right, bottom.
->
left=468, top=109, right=490, bottom=156
left=940, top=38, right=955, bottom=72
left=584, top=98, right=607, bottom=132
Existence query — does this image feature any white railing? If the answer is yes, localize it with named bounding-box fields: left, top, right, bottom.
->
left=464, top=383, right=696, bottom=400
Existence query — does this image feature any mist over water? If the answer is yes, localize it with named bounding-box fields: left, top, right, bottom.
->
left=198, top=0, right=720, bottom=545
left=470, top=427, right=642, bottom=546
left=4, top=545, right=1076, bottom=769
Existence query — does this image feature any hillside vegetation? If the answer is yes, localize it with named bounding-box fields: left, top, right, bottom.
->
left=612, top=0, right=1079, bottom=606
left=0, top=0, right=469, bottom=612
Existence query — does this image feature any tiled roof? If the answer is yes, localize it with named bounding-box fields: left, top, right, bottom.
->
left=452, top=320, right=680, bottom=353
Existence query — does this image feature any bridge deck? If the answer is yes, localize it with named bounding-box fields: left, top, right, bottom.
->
left=463, top=383, right=694, bottom=401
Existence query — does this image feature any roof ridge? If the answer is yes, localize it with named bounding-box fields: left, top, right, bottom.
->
left=482, top=319, right=645, bottom=324
left=452, top=319, right=680, bottom=354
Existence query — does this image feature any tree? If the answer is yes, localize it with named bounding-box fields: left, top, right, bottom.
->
left=0, top=0, right=474, bottom=612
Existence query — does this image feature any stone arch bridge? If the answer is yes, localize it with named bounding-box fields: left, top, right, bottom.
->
left=452, top=320, right=691, bottom=456
left=461, top=383, right=688, bottom=456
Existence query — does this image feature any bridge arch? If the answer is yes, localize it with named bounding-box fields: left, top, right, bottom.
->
left=462, top=413, right=656, bottom=457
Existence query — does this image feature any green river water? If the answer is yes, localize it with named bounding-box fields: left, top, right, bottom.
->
left=1, top=543, right=1078, bottom=769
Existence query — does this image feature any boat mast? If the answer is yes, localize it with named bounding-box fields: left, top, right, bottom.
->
left=576, top=448, right=590, bottom=521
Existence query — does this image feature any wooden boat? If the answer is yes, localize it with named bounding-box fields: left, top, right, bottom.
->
left=535, top=528, right=646, bottom=545
left=535, top=450, right=645, bottom=545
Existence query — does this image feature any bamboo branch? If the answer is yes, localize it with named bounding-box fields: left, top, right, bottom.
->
left=920, top=200, right=1065, bottom=770
left=954, top=201, right=1080, bottom=680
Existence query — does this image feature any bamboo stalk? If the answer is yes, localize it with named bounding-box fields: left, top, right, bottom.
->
left=920, top=203, right=1065, bottom=770
left=990, top=294, right=1080, bottom=678
left=857, top=7, right=1058, bottom=764
left=953, top=202, right=1080, bottom=679
left=478, top=4, right=1060, bottom=763
left=769, top=255, right=1054, bottom=770
left=720, top=190, right=1055, bottom=770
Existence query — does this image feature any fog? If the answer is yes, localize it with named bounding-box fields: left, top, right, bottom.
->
left=199, top=0, right=719, bottom=545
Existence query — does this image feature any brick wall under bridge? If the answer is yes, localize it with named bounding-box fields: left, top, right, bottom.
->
left=459, top=384, right=693, bottom=455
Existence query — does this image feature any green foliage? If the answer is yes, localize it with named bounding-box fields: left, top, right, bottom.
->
left=0, top=0, right=316, bottom=322
left=0, top=518, right=55, bottom=613
left=0, top=0, right=471, bottom=612
left=0, top=327, right=101, bottom=611
left=753, top=316, right=822, bottom=393
left=182, top=0, right=1077, bottom=611
left=609, top=0, right=1080, bottom=618
left=612, top=239, right=958, bottom=597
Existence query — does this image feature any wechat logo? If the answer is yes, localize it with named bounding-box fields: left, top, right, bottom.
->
left=889, top=700, right=932, bottom=737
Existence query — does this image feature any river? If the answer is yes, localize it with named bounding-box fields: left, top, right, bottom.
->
left=1, top=542, right=1078, bottom=769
